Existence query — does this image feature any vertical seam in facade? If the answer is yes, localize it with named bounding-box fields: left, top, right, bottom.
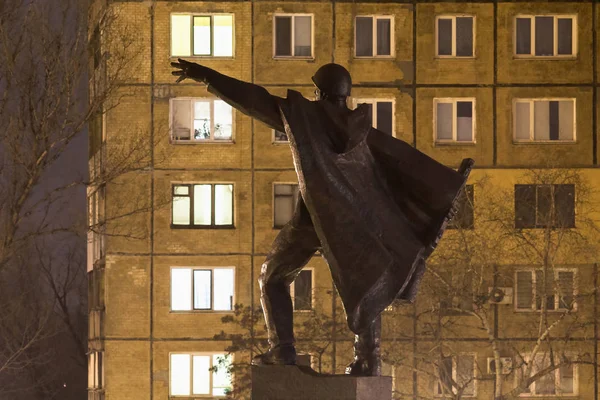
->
left=331, top=0, right=337, bottom=373
left=412, top=4, right=418, bottom=400
left=250, top=0, right=256, bottom=362
left=593, top=2, right=597, bottom=165
left=149, top=2, right=156, bottom=399
left=492, top=0, right=497, bottom=166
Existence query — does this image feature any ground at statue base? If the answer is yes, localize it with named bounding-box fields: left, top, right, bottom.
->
left=251, top=365, right=392, bottom=400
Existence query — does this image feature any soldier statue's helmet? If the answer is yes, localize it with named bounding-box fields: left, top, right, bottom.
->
left=311, top=63, right=352, bottom=98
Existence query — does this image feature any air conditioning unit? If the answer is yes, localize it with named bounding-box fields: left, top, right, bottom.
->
left=488, top=287, right=513, bottom=305
left=487, top=357, right=513, bottom=375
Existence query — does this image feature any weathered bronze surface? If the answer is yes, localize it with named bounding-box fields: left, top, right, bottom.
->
left=172, top=60, right=474, bottom=376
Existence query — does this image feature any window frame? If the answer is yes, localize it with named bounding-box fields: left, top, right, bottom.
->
left=169, top=352, right=233, bottom=397
left=170, top=266, right=236, bottom=312
left=516, top=353, right=578, bottom=396
left=272, top=128, right=289, bottom=144
left=433, top=97, right=477, bottom=144
left=351, top=98, right=396, bottom=137
left=435, top=15, right=476, bottom=58
left=272, top=13, right=315, bottom=59
left=171, top=183, right=235, bottom=229
left=88, top=351, right=105, bottom=390
left=513, top=14, right=578, bottom=59
left=170, top=13, right=236, bottom=58
left=272, top=183, right=300, bottom=229
left=435, top=353, right=478, bottom=397
left=512, top=98, right=576, bottom=143
left=289, top=267, right=315, bottom=312
left=169, top=97, right=236, bottom=144
left=514, top=184, right=576, bottom=229
left=514, top=268, right=578, bottom=313
left=354, top=15, right=395, bottom=58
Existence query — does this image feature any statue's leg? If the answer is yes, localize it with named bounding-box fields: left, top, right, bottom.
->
left=253, top=199, right=320, bottom=366
left=345, top=314, right=382, bottom=376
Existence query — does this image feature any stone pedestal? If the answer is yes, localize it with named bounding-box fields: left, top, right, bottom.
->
left=251, top=365, right=392, bottom=400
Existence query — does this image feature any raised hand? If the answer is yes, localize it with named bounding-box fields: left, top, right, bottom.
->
left=171, top=58, right=209, bottom=83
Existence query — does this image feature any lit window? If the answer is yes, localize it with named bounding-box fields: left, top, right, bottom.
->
left=88, top=351, right=104, bottom=390
left=515, top=269, right=576, bottom=311
left=514, top=184, right=575, bottom=229
left=274, top=14, right=313, bottom=58
left=273, top=129, right=288, bottom=143
left=171, top=14, right=234, bottom=57
left=170, top=353, right=232, bottom=396
left=171, top=98, right=233, bottom=142
left=513, top=99, right=575, bottom=142
left=515, top=15, right=577, bottom=57
left=352, top=99, right=394, bottom=136
left=273, top=184, right=300, bottom=228
left=355, top=16, right=394, bottom=57
left=172, top=184, right=234, bottom=228
left=434, top=98, right=475, bottom=143
left=516, top=353, right=576, bottom=395
left=290, top=269, right=313, bottom=311
left=436, top=16, right=474, bottom=57
left=436, top=354, right=476, bottom=397
left=171, top=267, right=235, bottom=311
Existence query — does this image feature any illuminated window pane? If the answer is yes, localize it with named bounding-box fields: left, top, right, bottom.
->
left=193, top=185, right=212, bottom=225
left=193, top=17, right=211, bottom=55
left=192, top=355, right=211, bottom=395
left=171, top=268, right=192, bottom=311
left=172, top=196, right=191, bottom=225
left=214, top=184, right=233, bottom=225
left=534, top=101, right=550, bottom=140
left=194, top=101, right=211, bottom=140
left=515, top=102, right=531, bottom=140
left=171, top=15, right=191, bottom=56
left=212, top=354, right=232, bottom=395
left=294, top=16, right=312, bottom=56
left=172, top=99, right=192, bottom=140
left=174, top=185, right=189, bottom=196
left=214, top=100, right=233, bottom=140
left=214, top=15, right=233, bottom=56
left=170, top=354, right=191, bottom=395
left=274, top=184, right=298, bottom=228
left=213, top=268, right=234, bottom=311
left=436, top=102, right=453, bottom=140
left=194, top=270, right=212, bottom=309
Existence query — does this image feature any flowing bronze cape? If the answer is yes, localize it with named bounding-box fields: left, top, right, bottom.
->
left=277, top=90, right=467, bottom=334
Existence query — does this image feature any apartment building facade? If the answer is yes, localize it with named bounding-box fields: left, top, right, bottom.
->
left=88, top=0, right=600, bottom=399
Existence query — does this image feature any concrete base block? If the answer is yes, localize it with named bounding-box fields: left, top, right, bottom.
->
left=251, top=365, right=392, bottom=400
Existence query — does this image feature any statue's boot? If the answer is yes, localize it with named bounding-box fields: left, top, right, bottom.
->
left=345, top=315, right=382, bottom=376
left=252, top=278, right=297, bottom=366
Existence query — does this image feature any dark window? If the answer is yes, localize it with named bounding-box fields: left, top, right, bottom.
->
left=557, top=18, right=573, bottom=55
left=437, top=18, right=452, bottom=56
left=275, top=16, right=292, bottom=56
left=516, top=18, right=532, bottom=55
left=455, top=17, right=473, bottom=57
left=515, top=184, right=575, bottom=229
left=293, top=270, right=312, bottom=311
left=448, top=185, right=474, bottom=229
left=376, top=18, right=391, bottom=56
left=376, top=102, right=393, bottom=136
left=297, top=354, right=312, bottom=367
left=356, top=17, right=373, bottom=56
left=535, top=16, right=554, bottom=56
left=439, top=270, right=474, bottom=316
left=274, top=129, right=288, bottom=142
left=437, top=356, right=453, bottom=395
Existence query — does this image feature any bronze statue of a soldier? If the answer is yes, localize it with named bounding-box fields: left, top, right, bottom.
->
left=172, top=59, right=474, bottom=376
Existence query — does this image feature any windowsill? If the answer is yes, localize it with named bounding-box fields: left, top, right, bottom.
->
left=293, top=309, right=314, bottom=313
left=169, top=310, right=235, bottom=314
left=171, top=225, right=236, bottom=230
left=514, top=308, right=577, bottom=313
left=170, top=55, right=235, bottom=60
left=170, top=140, right=236, bottom=145
left=169, top=396, right=227, bottom=399
left=517, top=393, right=577, bottom=398
left=272, top=56, right=315, bottom=61
left=512, top=140, right=577, bottom=145
left=272, top=141, right=290, bottom=145
left=512, top=55, right=578, bottom=60
left=434, top=141, right=476, bottom=146
left=434, top=55, right=477, bottom=59
left=353, top=55, right=396, bottom=59
left=515, top=226, right=576, bottom=230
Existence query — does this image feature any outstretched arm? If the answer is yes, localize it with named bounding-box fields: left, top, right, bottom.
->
left=172, top=59, right=285, bottom=132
